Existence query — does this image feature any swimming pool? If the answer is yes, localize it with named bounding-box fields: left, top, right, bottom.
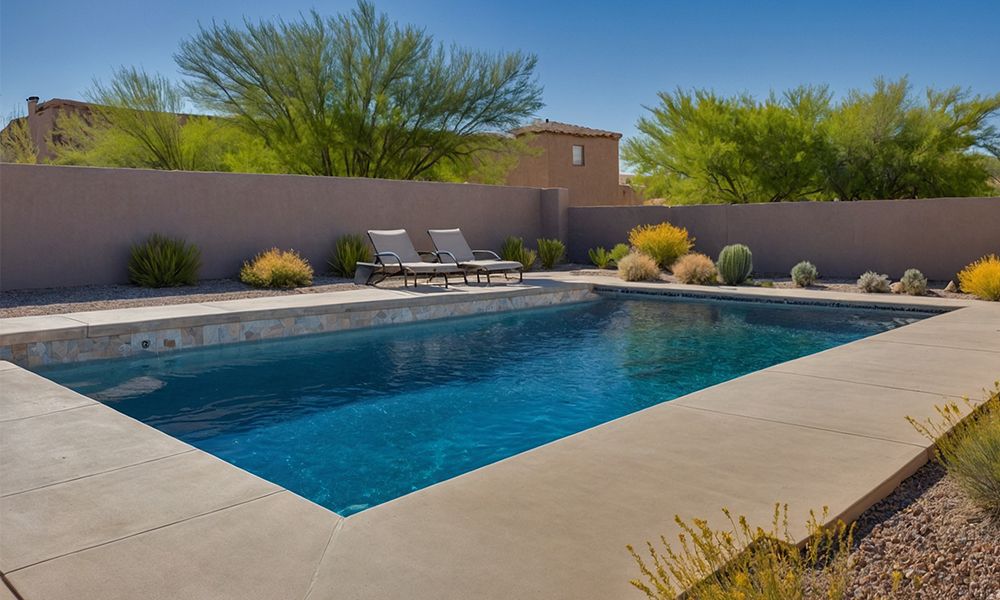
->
left=37, top=297, right=930, bottom=516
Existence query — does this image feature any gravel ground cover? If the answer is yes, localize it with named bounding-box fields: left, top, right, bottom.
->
left=0, top=277, right=362, bottom=318
left=570, top=268, right=974, bottom=301
left=844, top=460, right=999, bottom=599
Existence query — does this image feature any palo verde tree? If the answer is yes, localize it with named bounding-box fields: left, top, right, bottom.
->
left=625, top=77, right=1000, bottom=203
left=49, top=66, right=277, bottom=172
left=825, top=77, right=1000, bottom=200
left=175, top=1, right=543, bottom=179
left=623, top=86, right=833, bottom=204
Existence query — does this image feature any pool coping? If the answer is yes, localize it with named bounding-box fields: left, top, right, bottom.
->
left=2, top=277, right=998, bottom=599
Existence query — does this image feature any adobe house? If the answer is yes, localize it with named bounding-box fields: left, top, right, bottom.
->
left=6, top=96, right=95, bottom=162
left=506, top=119, right=640, bottom=206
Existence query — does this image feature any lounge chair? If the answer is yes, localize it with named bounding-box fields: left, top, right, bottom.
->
left=427, top=228, right=524, bottom=284
left=360, top=229, right=466, bottom=287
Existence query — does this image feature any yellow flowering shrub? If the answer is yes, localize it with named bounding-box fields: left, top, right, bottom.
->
left=628, top=222, right=693, bottom=269
left=957, top=254, right=1000, bottom=301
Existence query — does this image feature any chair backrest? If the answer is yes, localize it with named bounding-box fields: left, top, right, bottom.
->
left=427, top=228, right=475, bottom=263
left=367, top=229, right=422, bottom=264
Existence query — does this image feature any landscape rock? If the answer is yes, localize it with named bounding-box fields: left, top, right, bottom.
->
left=945, top=280, right=959, bottom=293
left=890, top=281, right=904, bottom=294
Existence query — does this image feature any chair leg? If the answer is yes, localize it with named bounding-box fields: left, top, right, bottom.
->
left=444, top=273, right=449, bottom=288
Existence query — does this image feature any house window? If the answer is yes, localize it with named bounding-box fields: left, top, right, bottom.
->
left=572, top=144, right=585, bottom=166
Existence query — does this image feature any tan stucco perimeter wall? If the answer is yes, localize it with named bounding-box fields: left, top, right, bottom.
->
left=0, top=164, right=561, bottom=290
left=568, top=198, right=1000, bottom=280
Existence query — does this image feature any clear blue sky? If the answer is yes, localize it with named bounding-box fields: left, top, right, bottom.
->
left=2, top=0, right=998, bottom=147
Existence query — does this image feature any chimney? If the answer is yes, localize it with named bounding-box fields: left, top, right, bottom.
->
left=27, top=96, right=39, bottom=115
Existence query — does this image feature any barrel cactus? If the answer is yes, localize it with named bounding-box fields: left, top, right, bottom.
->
left=716, top=244, right=753, bottom=285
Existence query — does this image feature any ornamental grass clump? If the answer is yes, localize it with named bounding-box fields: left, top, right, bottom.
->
left=610, top=243, right=631, bottom=265
left=716, top=244, right=753, bottom=285
left=589, top=247, right=614, bottom=269
left=907, top=383, right=1000, bottom=518
left=240, top=248, right=313, bottom=288
left=628, top=222, right=693, bottom=269
left=628, top=504, right=854, bottom=600
left=672, top=253, right=718, bottom=285
left=958, top=254, right=1000, bottom=301
left=857, top=271, right=890, bottom=293
left=327, top=233, right=372, bottom=278
left=500, top=236, right=537, bottom=271
left=618, top=252, right=661, bottom=282
left=537, top=238, right=566, bottom=269
left=899, top=268, right=927, bottom=296
left=128, top=234, right=202, bottom=287
left=790, top=261, right=819, bottom=287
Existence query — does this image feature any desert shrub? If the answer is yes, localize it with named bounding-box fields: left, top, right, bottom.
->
left=672, top=253, right=718, bottom=285
left=536, top=238, right=566, bottom=269
left=618, top=252, right=661, bottom=282
left=610, top=243, right=631, bottom=264
left=500, top=236, right=537, bottom=271
left=628, top=222, right=693, bottom=269
left=128, top=234, right=201, bottom=288
left=908, top=383, right=1000, bottom=517
left=240, top=248, right=313, bottom=288
left=629, top=504, right=854, bottom=600
left=899, top=268, right=927, bottom=296
left=857, top=270, right=890, bottom=293
left=589, top=247, right=614, bottom=269
left=790, top=261, right=818, bottom=287
left=327, top=233, right=372, bottom=278
left=958, top=254, right=1000, bottom=301
left=716, top=244, right=753, bottom=285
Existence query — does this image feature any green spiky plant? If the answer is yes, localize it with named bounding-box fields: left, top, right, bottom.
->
left=537, top=238, right=566, bottom=270
left=500, top=236, right=537, bottom=271
left=610, top=243, right=631, bottom=265
left=589, top=247, right=614, bottom=269
left=128, top=234, right=202, bottom=287
left=717, top=244, right=753, bottom=285
left=791, top=261, right=819, bottom=287
left=328, top=233, right=373, bottom=278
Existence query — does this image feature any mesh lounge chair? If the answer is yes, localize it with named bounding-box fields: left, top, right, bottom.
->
left=361, top=229, right=466, bottom=287
left=427, top=228, right=524, bottom=284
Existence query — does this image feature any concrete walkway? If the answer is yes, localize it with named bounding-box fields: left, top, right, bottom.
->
left=2, top=277, right=997, bottom=599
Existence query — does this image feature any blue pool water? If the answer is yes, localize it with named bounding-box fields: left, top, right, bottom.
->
left=37, top=298, right=929, bottom=515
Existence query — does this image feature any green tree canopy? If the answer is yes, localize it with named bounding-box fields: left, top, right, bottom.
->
left=175, top=1, right=543, bottom=179
left=625, top=78, right=1000, bottom=203
left=49, top=66, right=279, bottom=172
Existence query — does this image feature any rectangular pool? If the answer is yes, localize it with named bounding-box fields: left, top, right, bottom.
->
left=36, top=297, right=930, bottom=516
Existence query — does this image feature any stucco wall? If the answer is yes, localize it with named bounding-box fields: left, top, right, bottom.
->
left=568, top=198, right=1000, bottom=280
left=0, top=164, right=558, bottom=290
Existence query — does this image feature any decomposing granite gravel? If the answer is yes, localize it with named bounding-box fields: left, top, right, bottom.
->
left=0, top=277, right=363, bottom=318
left=844, top=461, right=999, bottom=599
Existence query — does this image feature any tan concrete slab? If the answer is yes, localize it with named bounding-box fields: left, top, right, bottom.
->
left=0, top=404, right=189, bottom=496
left=0, top=583, right=16, bottom=600
left=309, top=405, right=924, bottom=600
left=7, top=491, right=340, bottom=600
left=0, top=367, right=96, bottom=422
left=866, top=305, right=1000, bottom=353
left=670, top=370, right=951, bottom=446
left=0, top=361, right=18, bottom=371
left=0, top=315, right=88, bottom=345
left=1, top=451, right=281, bottom=571
left=768, top=338, right=1000, bottom=398
left=68, top=303, right=234, bottom=337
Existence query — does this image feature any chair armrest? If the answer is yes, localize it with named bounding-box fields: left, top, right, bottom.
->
left=418, top=250, right=440, bottom=263
left=434, top=250, right=460, bottom=264
left=374, top=251, right=404, bottom=270
left=472, top=250, right=502, bottom=260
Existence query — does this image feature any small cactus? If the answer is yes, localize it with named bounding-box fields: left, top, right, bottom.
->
left=858, top=271, right=890, bottom=293
left=717, top=244, right=753, bottom=285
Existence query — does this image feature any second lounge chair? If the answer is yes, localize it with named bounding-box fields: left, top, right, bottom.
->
left=363, top=229, right=466, bottom=287
left=427, top=228, right=524, bottom=284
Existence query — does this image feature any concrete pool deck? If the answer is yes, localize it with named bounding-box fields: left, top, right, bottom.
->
left=1, top=276, right=998, bottom=599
